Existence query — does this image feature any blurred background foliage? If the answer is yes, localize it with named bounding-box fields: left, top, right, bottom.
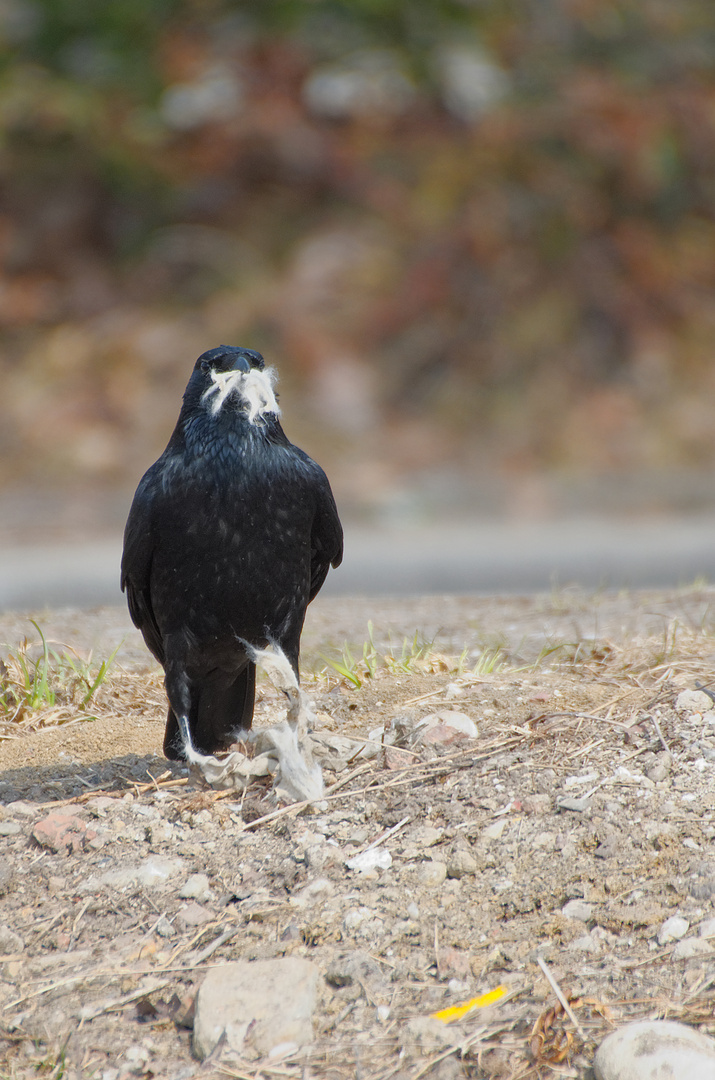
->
left=1, top=0, right=715, bottom=529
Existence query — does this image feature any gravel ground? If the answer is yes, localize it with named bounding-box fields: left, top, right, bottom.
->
left=1, top=589, right=715, bottom=1079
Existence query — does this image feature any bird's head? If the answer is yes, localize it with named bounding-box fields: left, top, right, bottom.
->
left=191, top=345, right=280, bottom=423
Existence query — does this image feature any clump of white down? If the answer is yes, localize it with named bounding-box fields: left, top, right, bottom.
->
left=203, top=366, right=280, bottom=422
left=177, top=642, right=324, bottom=804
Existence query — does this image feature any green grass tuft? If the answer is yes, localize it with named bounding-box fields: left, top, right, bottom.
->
left=320, top=623, right=507, bottom=686
left=0, top=621, right=120, bottom=722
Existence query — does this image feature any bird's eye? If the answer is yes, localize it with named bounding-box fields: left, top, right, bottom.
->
left=200, top=360, right=210, bottom=373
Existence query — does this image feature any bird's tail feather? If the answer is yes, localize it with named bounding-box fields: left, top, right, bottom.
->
left=163, top=662, right=256, bottom=760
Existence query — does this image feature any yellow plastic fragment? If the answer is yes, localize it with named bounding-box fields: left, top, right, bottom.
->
left=430, top=984, right=508, bottom=1023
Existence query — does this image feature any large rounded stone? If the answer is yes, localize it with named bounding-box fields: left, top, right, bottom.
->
left=595, top=1020, right=715, bottom=1080
left=193, top=957, right=320, bottom=1060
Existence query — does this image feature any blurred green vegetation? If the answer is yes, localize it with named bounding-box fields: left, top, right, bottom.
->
left=1, top=0, right=715, bottom=513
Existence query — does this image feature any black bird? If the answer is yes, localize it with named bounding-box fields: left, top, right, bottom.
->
left=121, top=345, right=343, bottom=761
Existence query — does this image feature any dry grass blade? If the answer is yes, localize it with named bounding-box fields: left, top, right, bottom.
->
left=189, top=925, right=241, bottom=966
left=536, top=957, right=586, bottom=1041
left=78, top=979, right=171, bottom=1022
left=538, top=710, right=635, bottom=732
left=4, top=972, right=106, bottom=1011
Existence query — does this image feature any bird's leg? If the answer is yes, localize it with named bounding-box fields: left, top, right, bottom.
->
left=164, top=653, right=209, bottom=765
left=175, top=712, right=203, bottom=765
left=175, top=707, right=219, bottom=767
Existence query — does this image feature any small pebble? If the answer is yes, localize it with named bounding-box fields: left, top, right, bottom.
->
left=155, top=915, right=176, bottom=939
left=0, top=925, right=24, bottom=953
left=32, top=812, right=96, bottom=855
left=568, top=933, right=601, bottom=954
left=657, top=915, right=689, bottom=945
left=563, top=771, right=599, bottom=789
left=646, top=764, right=669, bottom=782
left=79, top=856, right=185, bottom=893
left=675, top=690, right=713, bottom=713
left=562, top=899, right=593, bottom=922
left=672, top=937, right=713, bottom=960
left=345, top=848, right=392, bottom=873
left=594, top=836, right=620, bottom=860
left=179, top=872, right=212, bottom=901
left=417, top=710, right=478, bottom=739
left=556, top=796, right=591, bottom=812
left=290, top=877, right=335, bottom=908
left=413, top=826, right=444, bottom=848
left=5, top=801, right=36, bottom=817
left=446, top=849, right=478, bottom=878
left=176, top=902, right=214, bottom=928
left=147, top=822, right=174, bottom=845
left=699, top=917, right=715, bottom=938
left=482, top=820, right=507, bottom=841
left=420, top=860, right=447, bottom=887
left=343, top=908, right=369, bottom=931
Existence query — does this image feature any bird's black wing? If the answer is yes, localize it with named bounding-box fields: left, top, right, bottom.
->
left=304, top=456, right=343, bottom=603
left=120, top=466, right=165, bottom=666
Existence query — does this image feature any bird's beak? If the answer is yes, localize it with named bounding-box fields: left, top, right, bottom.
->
left=231, top=355, right=251, bottom=374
